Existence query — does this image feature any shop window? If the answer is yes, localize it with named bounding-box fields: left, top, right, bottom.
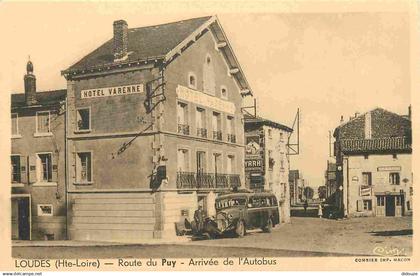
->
left=11, top=155, right=21, bottom=183
left=363, top=200, right=372, bottom=211
left=188, top=72, right=197, bottom=89
left=76, top=152, right=92, bottom=183
left=37, top=153, right=52, bottom=182
left=36, top=111, right=51, bottom=134
left=37, top=204, right=53, bottom=216
left=389, top=172, right=400, bottom=185
left=362, top=172, right=372, bottom=186
left=76, top=108, right=91, bottom=131
left=11, top=113, right=19, bottom=136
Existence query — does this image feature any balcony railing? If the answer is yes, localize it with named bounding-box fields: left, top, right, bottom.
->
left=227, top=134, right=236, bottom=143
left=178, top=124, right=190, bottom=135
left=197, top=127, right=207, bottom=138
left=177, top=172, right=241, bottom=189
left=213, top=131, right=222, bottom=141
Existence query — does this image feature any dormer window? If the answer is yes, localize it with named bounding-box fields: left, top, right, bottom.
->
left=188, top=72, right=197, bottom=89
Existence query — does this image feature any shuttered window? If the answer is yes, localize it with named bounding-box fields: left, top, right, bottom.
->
left=36, top=111, right=50, bottom=133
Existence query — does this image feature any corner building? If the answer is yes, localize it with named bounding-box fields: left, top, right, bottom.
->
left=62, top=16, right=252, bottom=241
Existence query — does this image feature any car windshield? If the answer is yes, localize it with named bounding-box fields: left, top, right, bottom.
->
left=215, top=197, right=247, bottom=210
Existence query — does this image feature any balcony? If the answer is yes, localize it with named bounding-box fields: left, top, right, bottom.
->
left=227, top=134, right=236, bottom=143
left=197, top=128, right=207, bottom=138
left=213, top=131, right=222, bottom=141
left=178, top=124, right=190, bottom=135
left=176, top=172, right=241, bottom=189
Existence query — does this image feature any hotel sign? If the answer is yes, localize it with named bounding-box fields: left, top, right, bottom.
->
left=176, top=85, right=235, bottom=114
left=81, top=84, right=144, bottom=99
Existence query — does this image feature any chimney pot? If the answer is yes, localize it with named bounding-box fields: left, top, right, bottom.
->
left=113, top=20, right=128, bottom=61
left=408, top=105, right=412, bottom=119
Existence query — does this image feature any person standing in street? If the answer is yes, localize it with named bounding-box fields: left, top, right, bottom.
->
left=303, top=200, right=308, bottom=214
left=318, top=203, right=323, bottom=218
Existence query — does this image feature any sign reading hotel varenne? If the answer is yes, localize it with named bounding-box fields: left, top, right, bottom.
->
left=80, top=84, right=144, bottom=99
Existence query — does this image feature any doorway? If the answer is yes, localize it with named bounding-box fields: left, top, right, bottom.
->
left=385, top=195, right=395, bottom=217
left=11, top=196, right=31, bottom=240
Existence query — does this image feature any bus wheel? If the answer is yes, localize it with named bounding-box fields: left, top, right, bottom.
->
left=235, top=220, right=245, bottom=238
left=263, top=218, right=273, bottom=233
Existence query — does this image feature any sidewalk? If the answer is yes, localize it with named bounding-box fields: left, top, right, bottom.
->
left=12, top=236, right=191, bottom=247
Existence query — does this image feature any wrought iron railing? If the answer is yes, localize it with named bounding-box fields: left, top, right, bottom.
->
left=176, top=171, right=241, bottom=189
left=227, top=134, right=236, bottom=143
left=197, top=128, right=207, bottom=138
left=177, top=124, right=190, bottom=135
left=213, top=131, right=222, bottom=141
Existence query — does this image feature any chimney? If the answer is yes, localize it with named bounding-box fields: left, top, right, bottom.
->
left=340, top=115, right=344, bottom=124
left=408, top=105, right=412, bottom=120
left=113, top=20, right=128, bottom=61
left=24, top=59, right=37, bottom=105
left=365, top=111, right=372, bottom=139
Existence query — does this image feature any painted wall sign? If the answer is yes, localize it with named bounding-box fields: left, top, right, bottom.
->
left=81, top=84, right=144, bottom=99
left=176, top=85, right=235, bottom=114
left=377, top=166, right=402, bottom=172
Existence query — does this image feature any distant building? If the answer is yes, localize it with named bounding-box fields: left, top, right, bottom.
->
left=289, top=170, right=305, bottom=205
left=11, top=60, right=67, bottom=240
left=244, top=115, right=293, bottom=223
left=324, top=161, right=338, bottom=205
left=333, top=107, right=412, bottom=217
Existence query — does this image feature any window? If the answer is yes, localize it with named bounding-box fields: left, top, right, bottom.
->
left=212, top=112, right=222, bottom=140
left=177, top=102, right=189, bottom=135
left=37, top=204, right=53, bottom=216
left=377, top=196, right=385, bottom=206
left=363, top=200, right=372, bottom=211
left=213, top=153, right=222, bottom=174
left=37, top=153, right=52, bottom=182
left=76, top=108, right=90, bottom=131
left=389, top=173, right=400, bottom=185
left=11, top=113, right=19, bottom=136
left=11, top=156, right=21, bottom=183
left=36, top=111, right=50, bottom=134
left=279, top=132, right=284, bottom=142
left=177, top=149, right=189, bottom=172
left=226, top=116, right=235, bottom=143
left=188, top=72, right=197, bottom=89
left=221, top=86, right=228, bottom=99
left=280, top=160, right=284, bottom=169
left=362, top=172, right=372, bottom=186
left=226, top=155, right=235, bottom=174
left=268, top=129, right=272, bottom=139
left=76, top=152, right=92, bottom=183
left=196, top=151, right=206, bottom=174
left=203, top=54, right=215, bottom=95
left=196, top=108, right=206, bottom=137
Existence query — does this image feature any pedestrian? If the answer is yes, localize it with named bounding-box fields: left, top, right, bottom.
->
left=318, top=203, right=323, bottom=218
left=303, top=200, right=308, bottom=213
left=194, top=205, right=205, bottom=234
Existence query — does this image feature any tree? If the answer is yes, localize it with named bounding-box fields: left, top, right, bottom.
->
left=318, top=185, right=327, bottom=200
left=304, top=186, right=314, bottom=200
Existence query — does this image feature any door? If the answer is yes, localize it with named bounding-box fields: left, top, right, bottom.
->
left=17, top=198, right=30, bottom=240
left=375, top=196, right=385, bottom=217
left=395, top=195, right=403, bottom=217
left=385, top=195, right=395, bottom=216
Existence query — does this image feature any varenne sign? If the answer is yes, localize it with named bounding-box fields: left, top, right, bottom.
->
left=81, top=84, right=144, bottom=99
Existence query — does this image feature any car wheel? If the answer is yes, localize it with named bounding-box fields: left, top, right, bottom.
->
left=235, top=220, right=245, bottom=238
left=263, top=218, right=273, bottom=233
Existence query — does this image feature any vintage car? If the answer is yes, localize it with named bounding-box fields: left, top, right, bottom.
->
left=206, top=191, right=280, bottom=238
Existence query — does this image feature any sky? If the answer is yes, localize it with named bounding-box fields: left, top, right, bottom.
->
left=0, top=1, right=413, bottom=188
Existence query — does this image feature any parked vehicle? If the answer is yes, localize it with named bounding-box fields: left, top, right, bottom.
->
left=205, top=191, right=280, bottom=238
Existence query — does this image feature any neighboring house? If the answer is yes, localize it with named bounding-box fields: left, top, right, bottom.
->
left=333, top=107, right=412, bottom=217
left=289, top=169, right=305, bottom=205
left=244, top=115, right=293, bottom=223
left=61, top=16, right=252, bottom=241
left=324, top=161, right=338, bottom=206
left=11, top=60, right=67, bottom=240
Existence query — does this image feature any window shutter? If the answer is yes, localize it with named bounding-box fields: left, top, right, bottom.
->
left=20, top=156, right=28, bottom=184
left=52, top=153, right=58, bottom=183
left=357, top=200, right=363, bottom=212
left=28, top=155, right=37, bottom=183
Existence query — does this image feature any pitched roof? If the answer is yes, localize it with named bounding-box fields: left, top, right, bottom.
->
left=62, top=16, right=253, bottom=95
left=339, top=137, right=411, bottom=154
left=66, top=16, right=212, bottom=72
left=244, top=114, right=293, bottom=132
left=11, top=90, right=67, bottom=108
